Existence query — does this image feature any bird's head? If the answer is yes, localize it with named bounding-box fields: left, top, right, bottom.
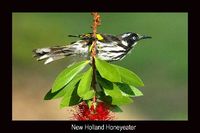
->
left=120, top=32, right=152, bottom=47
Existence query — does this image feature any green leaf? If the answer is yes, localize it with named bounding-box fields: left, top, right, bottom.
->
left=44, top=74, right=83, bottom=100
left=112, top=95, right=133, bottom=105
left=82, top=90, right=95, bottom=100
left=95, top=57, right=121, bottom=82
left=98, top=95, right=113, bottom=105
left=116, top=83, right=143, bottom=97
left=108, top=84, right=133, bottom=105
left=97, top=74, right=119, bottom=97
left=44, top=87, right=66, bottom=100
left=86, top=100, right=93, bottom=109
left=60, top=84, right=82, bottom=108
left=97, top=76, right=133, bottom=105
left=130, top=86, right=143, bottom=97
left=77, top=67, right=93, bottom=98
left=112, top=64, right=144, bottom=87
left=52, top=60, right=89, bottom=93
left=110, top=105, right=123, bottom=112
left=96, top=88, right=112, bottom=105
left=97, top=72, right=113, bottom=91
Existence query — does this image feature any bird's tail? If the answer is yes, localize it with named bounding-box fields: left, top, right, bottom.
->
left=33, top=45, right=76, bottom=64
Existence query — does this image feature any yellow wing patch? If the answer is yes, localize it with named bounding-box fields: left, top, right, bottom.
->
left=96, top=34, right=104, bottom=40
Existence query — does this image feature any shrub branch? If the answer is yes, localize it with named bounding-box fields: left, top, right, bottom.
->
left=91, top=12, right=101, bottom=103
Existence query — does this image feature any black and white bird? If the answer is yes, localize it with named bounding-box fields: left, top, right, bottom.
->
left=33, top=32, right=151, bottom=64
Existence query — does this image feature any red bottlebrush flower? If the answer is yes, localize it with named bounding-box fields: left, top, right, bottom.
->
left=73, top=101, right=114, bottom=120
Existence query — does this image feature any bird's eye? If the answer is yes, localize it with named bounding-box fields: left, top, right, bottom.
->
left=132, top=36, right=136, bottom=40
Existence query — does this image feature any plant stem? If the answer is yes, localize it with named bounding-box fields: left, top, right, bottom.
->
left=91, top=12, right=101, bottom=103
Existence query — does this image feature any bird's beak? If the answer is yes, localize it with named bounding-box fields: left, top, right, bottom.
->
left=138, top=34, right=152, bottom=40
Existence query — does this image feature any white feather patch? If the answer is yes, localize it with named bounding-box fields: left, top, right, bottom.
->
left=44, top=57, right=54, bottom=64
left=36, top=48, right=51, bottom=53
left=121, top=40, right=128, bottom=46
left=97, top=41, right=125, bottom=51
left=101, top=46, right=125, bottom=52
left=121, top=33, right=131, bottom=38
left=44, top=56, right=65, bottom=64
left=38, top=54, right=50, bottom=60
